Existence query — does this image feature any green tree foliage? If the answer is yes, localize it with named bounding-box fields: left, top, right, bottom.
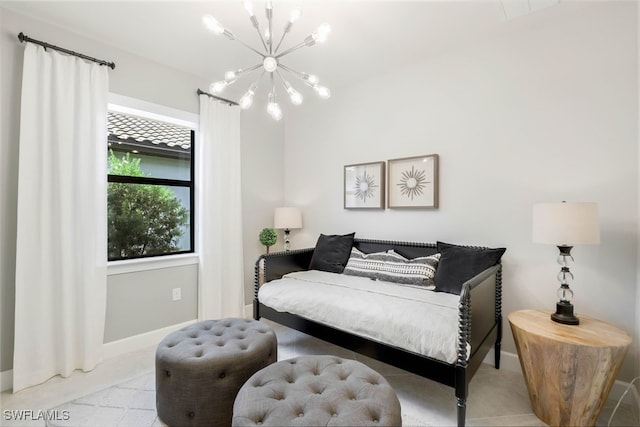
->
left=108, top=150, right=188, bottom=260
left=259, top=227, right=277, bottom=253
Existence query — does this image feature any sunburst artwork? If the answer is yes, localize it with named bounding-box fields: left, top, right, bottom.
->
left=398, top=166, right=428, bottom=200
left=355, top=171, right=378, bottom=202
left=388, top=154, right=439, bottom=208
left=344, top=162, right=385, bottom=209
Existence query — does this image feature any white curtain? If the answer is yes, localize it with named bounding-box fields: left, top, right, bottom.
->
left=13, top=44, right=108, bottom=392
left=197, top=95, right=245, bottom=319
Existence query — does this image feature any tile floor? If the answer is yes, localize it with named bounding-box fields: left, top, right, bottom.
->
left=1, top=319, right=638, bottom=426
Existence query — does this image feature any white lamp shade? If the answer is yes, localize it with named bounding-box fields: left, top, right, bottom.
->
left=532, top=202, right=600, bottom=245
left=274, top=207, right=302, bottom=230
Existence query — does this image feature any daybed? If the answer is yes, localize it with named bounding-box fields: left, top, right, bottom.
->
left=253, top=236, right=505, bottom=427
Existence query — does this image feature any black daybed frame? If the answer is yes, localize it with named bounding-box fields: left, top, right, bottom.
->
left=253, top=238, right=502, bottom=427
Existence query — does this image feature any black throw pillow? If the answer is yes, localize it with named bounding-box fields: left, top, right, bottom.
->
left=434, top=241, right=506, bottom=295
left=308, top=233, right=356, bottom=273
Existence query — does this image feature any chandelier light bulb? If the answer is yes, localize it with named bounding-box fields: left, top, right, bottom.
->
left=224, top=70, right=238, bottom=82
left=303, top=73, right=319, bottom=85
left=267, top=101, right=282, bottom=121
left=288, top=89, right=303, bottom=105
left=314, top=85, right=331, bottom=99
left=313, top=23, right=331, bottom=43
left=202, top=15, right=225, bottom=35
left=283, top=80, right=303, bottom=105
left=239, top=86, right=256, bottom=110
left=289, top=8, right=301, bottom=23
left=265, top=0, right=273, bottom=11
left=210, top=80, right=228, bottom=94
left=243, top=1, right=254, bottom=17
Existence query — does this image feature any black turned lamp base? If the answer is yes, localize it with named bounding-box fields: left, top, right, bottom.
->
left=551, top=301, right=580, bottom=325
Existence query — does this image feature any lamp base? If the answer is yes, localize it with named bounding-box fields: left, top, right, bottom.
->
left=283, top=229, right=291, bottom=252
left=551, top=301, right=580, bottom=325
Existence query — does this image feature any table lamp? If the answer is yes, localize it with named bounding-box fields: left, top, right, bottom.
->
left=532, top=201, right=600, bottom=325
left=274, top=207, right=302, bottom=252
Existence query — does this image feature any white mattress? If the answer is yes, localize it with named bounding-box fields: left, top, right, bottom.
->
left=258, top=270, right=463, bottom=364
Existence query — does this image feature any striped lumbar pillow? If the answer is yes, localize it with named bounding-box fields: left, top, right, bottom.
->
left=343, top=247, right=440, bottom=288
left=342, top=247, right=392, bottom=280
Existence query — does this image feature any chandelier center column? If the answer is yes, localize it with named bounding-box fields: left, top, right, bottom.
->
left=263, top=57, right=278, bottom=73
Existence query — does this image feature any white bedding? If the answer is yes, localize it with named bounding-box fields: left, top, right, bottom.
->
left=258, top=270, right=464, bottom=364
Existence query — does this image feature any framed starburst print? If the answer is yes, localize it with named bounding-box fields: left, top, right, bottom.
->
left=344, top=161, right=385, bottom=209
left=388, top=154, right=439, bottom=208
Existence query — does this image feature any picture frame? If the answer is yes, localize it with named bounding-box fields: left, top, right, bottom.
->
left=388, top=154, right=439, bottom=208
left=344, top=161, right=385, bottom=209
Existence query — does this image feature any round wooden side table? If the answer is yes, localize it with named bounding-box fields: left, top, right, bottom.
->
left=508, top=309, right=631, bottom=427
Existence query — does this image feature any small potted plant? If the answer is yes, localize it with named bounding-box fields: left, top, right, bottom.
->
left=259, top=227, right=277, bottom=253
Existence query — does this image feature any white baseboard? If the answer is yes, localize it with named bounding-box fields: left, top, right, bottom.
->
left=244, top=304, right=253, bottom=318
left=102, top=319, right=197, bottom=360
left=482, top=348, right=521, bottom=373
left=0, top=368, right=13, bottom=392
left=1, top=319, right=220, bottom=392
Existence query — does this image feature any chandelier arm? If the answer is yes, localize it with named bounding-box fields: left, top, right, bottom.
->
left=275, top=41, right=307, bottom=59
left=278, top=63, right=304, bottom=79
left=275, top=69, right=286, bottom=87
left=239, top=63, right=264, bottom=76
left=249, top=16, right=269, bottom=52
left=266, top=2, right=273, bottom=54
left=274, top=33, right=287, bottom=55
left=274, top=24, right=292, bottom=54
left=279, top=64, right=317, bottom=85
left=275, top=70, right=292, bottom=94
left=270, top=72, right=276, bottom=96
left=232, top=36, right=266, bottom=58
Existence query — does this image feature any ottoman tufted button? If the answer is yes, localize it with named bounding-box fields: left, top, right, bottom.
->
left=188, top=411, right=195, bottom=418
left=219, top=372, right=226, bottom=379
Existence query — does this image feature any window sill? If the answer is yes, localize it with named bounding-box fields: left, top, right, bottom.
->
left=107, top=253, right=199, bottom=276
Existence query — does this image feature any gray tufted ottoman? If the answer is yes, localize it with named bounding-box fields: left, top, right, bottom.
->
left=232, top=355, right=402, bottom=426
left=155, top=318, right=277, bottom=427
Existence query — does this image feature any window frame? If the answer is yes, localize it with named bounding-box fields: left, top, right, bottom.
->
left=107, top=95, right=198, bottom=263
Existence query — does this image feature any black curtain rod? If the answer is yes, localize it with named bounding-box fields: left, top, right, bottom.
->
left=197, top=88, right=238, bottom=106
left=18, top=32, right=116, bottom=70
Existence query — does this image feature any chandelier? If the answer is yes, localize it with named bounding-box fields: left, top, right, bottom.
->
left=202, top=1, right=331, bottom=121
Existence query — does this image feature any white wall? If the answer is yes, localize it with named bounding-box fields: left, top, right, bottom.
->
left=284, top=1, right=638, bottom=381
left=0, top=7, right=283, bottom=375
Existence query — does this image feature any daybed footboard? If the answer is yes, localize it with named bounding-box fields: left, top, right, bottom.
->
left=455, top=264, right=503, bottom=425
left=253, top=248, right=314, bottom=318
left=254, top=244, right=503, bottom=427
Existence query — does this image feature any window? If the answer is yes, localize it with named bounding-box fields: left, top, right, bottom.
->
left=107, top=111, right=194, bottom=261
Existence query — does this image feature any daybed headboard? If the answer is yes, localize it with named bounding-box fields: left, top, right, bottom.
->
left=354, top=238, right=438, bottom=259
left=258, top=238, right=440, bottom=284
